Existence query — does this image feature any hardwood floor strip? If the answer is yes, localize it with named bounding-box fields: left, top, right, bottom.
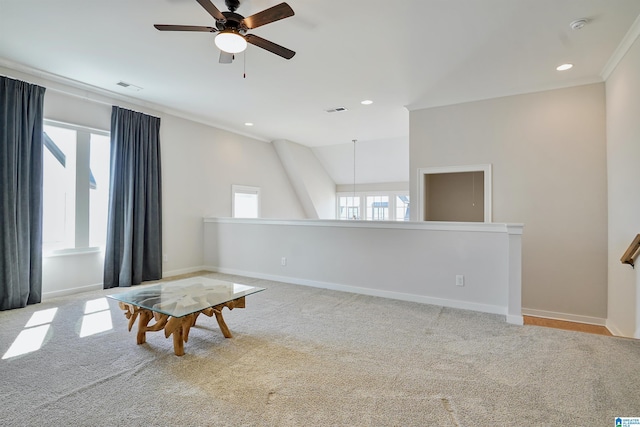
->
left=523, top=315, right=612, bottom=336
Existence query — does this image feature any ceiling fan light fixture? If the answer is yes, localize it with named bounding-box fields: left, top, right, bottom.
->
left=215, top=30, right=247, bottom=54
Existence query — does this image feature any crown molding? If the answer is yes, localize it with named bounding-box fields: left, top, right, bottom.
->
left=404, top=77, right=602, bottom=112
left=601, top=13, right=640, bottom=80
left=0, top=58, right=269, bottom=143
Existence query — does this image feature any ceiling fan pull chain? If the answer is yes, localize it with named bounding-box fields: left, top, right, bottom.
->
left=243, top=50, right=247, bottom=78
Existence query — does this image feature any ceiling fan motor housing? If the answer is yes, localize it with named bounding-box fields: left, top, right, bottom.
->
left=225, top=0, right=241, bottom=12
left=217, top=11, right=246, bottom=32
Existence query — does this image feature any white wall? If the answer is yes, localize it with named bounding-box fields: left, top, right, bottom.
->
left=335, top=182, right=409, bottom=193
left=1, top=65, right=305, bottom=297
left=313, top=137, right=409, bottom=185
left=605, top=35, right=640, bottom=338
left=272, top=139, right=336, bottom=219
left=204, top=218, right=523, bottom=324
left=409, top=84, right=608, bottom=324
left=160, top=116, right=305, bottom=275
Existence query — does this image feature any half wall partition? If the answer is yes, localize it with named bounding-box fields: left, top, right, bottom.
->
left=203, top=218, right=523, bottom=324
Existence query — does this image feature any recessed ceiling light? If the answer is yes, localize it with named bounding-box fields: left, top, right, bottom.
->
left=244, top=122, right=254, bottom=126
left=361, top=100, right=373, bottom=105
left=556, top=63, right=573, bottom=71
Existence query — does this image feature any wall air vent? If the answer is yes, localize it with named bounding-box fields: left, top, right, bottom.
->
left=116, top=81, right=143, bottom=91
left=325, top=107, right=348, bottom=113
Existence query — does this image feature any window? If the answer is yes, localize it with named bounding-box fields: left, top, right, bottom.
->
left=366, top=195, right=389, bottom=220
left=395, top=195, right=410, bottom=221
left=338, top=196, right=360, bottom=220
left=337, top=192, right=409, bottom=221
left=232, top=185, right=260, bottom=218
left=43, top=121, right=110, bottom=253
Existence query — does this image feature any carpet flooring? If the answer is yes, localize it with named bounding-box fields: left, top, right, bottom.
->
left=1, top=273, right=639, bottom=426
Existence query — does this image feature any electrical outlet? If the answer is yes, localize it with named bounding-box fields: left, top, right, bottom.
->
left=163, top=254, right=168, bottom=263
left=281, top=257, right=287, bottom=266
left=456, top=275, right=464, bottom=286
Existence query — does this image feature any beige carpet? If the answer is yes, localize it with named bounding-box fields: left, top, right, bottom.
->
left=1, top=272, right=639, bottom=426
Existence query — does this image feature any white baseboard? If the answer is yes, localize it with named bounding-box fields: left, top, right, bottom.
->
left=605, top=320, right=626, bottom=338
left=204, top=265, right=516, bottom=322
left=163, top=265, right=209, bottom=278
left=43, top=283, right=103, bottom=300
left=506, top=314, right=524, bottom=325
left=604, top=319, right=639, bottom=338
left=522, top=308, right=608, bottom=327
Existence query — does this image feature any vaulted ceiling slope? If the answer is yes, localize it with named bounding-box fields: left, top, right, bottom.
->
left=1, top=0, right=639, bottom=149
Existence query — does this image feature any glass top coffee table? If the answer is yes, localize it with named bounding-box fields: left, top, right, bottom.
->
left=108, top=277, right=264, bottom=356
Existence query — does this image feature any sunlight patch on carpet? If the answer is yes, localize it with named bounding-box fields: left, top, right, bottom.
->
left=25, top=307, right=58, bottom=327
left=2, top=324, right=50, bottom=359
left=80, top=299, right=113, bottom=337
left=85, top=298, right=110, bottom=314
left=2, top=307, right=59, bottom=359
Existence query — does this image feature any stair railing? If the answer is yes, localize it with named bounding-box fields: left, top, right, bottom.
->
left=621, top=234, right=640, bottom=268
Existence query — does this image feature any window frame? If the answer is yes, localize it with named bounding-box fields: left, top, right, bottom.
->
left=336, top=190, right=410, bottom=221
left=231, top=185, right=261, bottom=218
left=42, top=119, right=110, bottom=255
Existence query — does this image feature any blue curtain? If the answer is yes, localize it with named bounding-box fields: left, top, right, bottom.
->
left=103, top=106, right=162, bottom=288
left=0, top=76, right=45, bottom=310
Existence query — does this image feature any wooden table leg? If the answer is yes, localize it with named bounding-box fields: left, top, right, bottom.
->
left=172, top=325, right=185, bottom=356
left=137, top=310, right=153, bottom=345
left=214, top=309, right=233, bottom=338
left=117, top=297, right=249, bottom=356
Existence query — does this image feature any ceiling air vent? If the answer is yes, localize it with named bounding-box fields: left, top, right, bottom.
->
left=116, top=81, right=142, bottom=91
left=325, top=107, right=348, bottom=113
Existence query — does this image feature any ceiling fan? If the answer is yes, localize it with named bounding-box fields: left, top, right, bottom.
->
left=154, top=0, right=295, bottom=64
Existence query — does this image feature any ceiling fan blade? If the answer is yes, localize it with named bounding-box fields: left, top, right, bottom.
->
left=245, top=34, right=295, bottom=59
left=154, top=24, right=217, bottom=32
left=219, top=51, right=233, bottom=64
left=196, top=0, right=226, bottom=22
left=242, top=2, right=294, bottom=29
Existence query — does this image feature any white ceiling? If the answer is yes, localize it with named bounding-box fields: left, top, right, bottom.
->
left=1, top=0, right=640, bottom=182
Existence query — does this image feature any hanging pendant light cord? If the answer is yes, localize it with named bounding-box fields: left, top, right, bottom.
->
left=472, top=172, right=475, bottom=207
left=352, top=139, right=357, bottom=219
